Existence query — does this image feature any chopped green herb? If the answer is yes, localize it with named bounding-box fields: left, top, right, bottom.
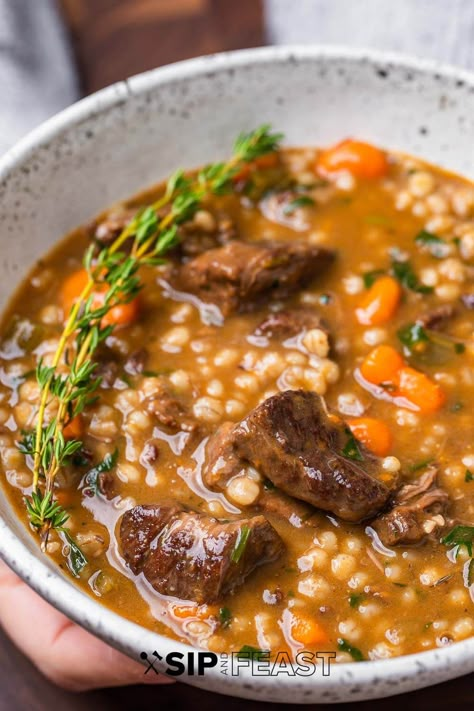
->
left=283, top=195, right=315, bottom=214
left=391, top=258, right=433, bottom=294
left=237, top=645, right=269, bottom=660
left=393, top=582, right=408, bottom=588
left=231, top=525, right=251, bottom=563
left=454, top=342, right=466, bottom=354
left=415, top=230, right=449, bottom=258
left=63, top=530, right=87, bottom=577
left=465, top=470, right=474, bottom=483
left=342, top=428, right=363, bottom=461
left=397, top=322, right=429, bottom=353
left=465, top=558, right=474, bottom=587
left=349, top=593, right=365, bottom=608
left=83, top=450, right=118, bottom=496
left=424, top=622, right=433, bottom=629
left=362, top=269, right=386, bottom=289
left=410, top=459, right=434, bottom=472
left=219, top=607, right=232, bottom=628
left=337, top=638, right=364, bottom=662
left=450, top=401, right=464, bottom=412
left=442, top=525, right=474, bottom=557
left=431, top=574, right=453, bottom=587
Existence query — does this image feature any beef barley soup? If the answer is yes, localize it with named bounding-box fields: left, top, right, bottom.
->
left=1, top=127, right=474, bottom=663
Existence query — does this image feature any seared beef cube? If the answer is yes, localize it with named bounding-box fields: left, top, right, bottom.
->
left=124, top=348, right=149, bottom=375
left=144, top=377, right=196, bottom=433
left=177, top=213, right=237, bottom=258
left=257, top=489, right=319, bottom=528
left=371, top=467, right=448, bottom=546
left=173, top=241, right=334, bottom=316
left=254, top=307, right=329, bottom=340
left=120, top=502, right=284, bottom=603
left=204, top=390, right=391, bottom=523
left=92, top=208, right=137, bottom=246
left=417, top=305, right=456, bottom=331
left=94, top=359, right=119, bottom=389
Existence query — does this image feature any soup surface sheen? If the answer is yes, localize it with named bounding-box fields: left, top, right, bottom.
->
left=1, top=137, right=474, bottom=663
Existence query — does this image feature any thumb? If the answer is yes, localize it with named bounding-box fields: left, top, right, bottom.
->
left=0, top=560, right=174, bottom=691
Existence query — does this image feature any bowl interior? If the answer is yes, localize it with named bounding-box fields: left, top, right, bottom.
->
left=0, top=46, right=473, bottom=703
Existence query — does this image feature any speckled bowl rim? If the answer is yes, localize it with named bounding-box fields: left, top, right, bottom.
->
left=0, top=46, right=473, bottom=703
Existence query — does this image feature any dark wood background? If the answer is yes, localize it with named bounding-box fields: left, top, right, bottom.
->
left=0, top=1, right=471, bottom=708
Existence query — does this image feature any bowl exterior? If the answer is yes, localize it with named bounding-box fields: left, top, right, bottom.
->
left=0, top=46, right=473, bottom=703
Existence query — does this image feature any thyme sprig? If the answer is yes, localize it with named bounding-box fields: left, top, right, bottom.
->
left=19, top=124, right=283, bottom=553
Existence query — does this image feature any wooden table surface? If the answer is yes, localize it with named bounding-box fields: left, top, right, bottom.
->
left=0, top=1, right=471, bottom=708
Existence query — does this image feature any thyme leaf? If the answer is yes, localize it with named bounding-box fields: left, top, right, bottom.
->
left=18, top=125, right=283, bottom=554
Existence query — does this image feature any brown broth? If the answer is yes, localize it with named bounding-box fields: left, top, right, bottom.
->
left=1, top=145, right=474, bottom=662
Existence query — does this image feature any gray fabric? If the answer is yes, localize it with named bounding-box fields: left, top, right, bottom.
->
left=0, top=0, right=79, bottom=156
left=265, top=0, right=474, bottom=70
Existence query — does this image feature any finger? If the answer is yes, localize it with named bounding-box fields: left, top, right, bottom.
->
left=0, top=560, right=174, bottom=691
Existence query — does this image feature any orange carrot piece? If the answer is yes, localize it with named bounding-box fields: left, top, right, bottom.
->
left=291, top=613, right=329, bottom=647
left=63, top=415, right=82, bottom=440
left=101, top=299, right=140, bottom=328
left=347, top=417, right=393, bottom=457
left=317, top=139, right=389, bottom=179
left=359, top=345, right=404, bottom=386
left=55, top=489, right=74, bottom=507
left=61, top=268, right=140, bottom=329
left=356, top=276, right=401, bottom=326
left=172, top=604, right=216, bottom=620
left=233, top=152, right=279, bottom=182
left=60, top=268, right=89, bottom=315
left=397, top=366, right=446, bottom=414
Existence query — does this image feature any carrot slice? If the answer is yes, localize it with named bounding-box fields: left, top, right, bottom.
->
left=291, top=613, right=329, bottom=646
left=317, top=139, right=389, bottom=179
left=172, top=604, right=216, bottom=620
left=360, top=345, right=404, bottom=386
left=61, top=268, right=140, bottom=328
left=397, top=366, right=446, bottom=414
left=63, top=415, right=82, bottom=440
left=101, top=299, right=140, bottom=328
left=356, top=276, right=401, bottom=326
left=347, top=417, right=393, bottom=457
left=233, top=152, right=279, bottom=182
left=60, top=268, right=89, bottom=314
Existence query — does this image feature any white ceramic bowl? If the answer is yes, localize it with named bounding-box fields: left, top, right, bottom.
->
left=0, top=46, right=473, bottom=704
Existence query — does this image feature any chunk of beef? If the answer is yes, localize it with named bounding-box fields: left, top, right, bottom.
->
left=124, top=348, right=149, bottom=376
left=173, top=241, right=335, bottom=316
left=144, top=377, right=196, bottom=432
left=94, top=359, right=119, bottom=389
left=178, top=213, right=237, bottom=258
left=254, top=307, right=329, bottom=340
left=92, top=208, right=137, bottom=246
left=97, top=471, right=115, bottom=499
left=257, top=489, right=319, bottom=528
left=120, top=502, right=284, bottom=603
left=204, top=390, right=391, bottom=523
left=371, top=467, right=449, bottom=546
left=418, top=305, right=456, bottom=331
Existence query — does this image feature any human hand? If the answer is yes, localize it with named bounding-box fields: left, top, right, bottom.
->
left=0, top=559, right=174, bottom=691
